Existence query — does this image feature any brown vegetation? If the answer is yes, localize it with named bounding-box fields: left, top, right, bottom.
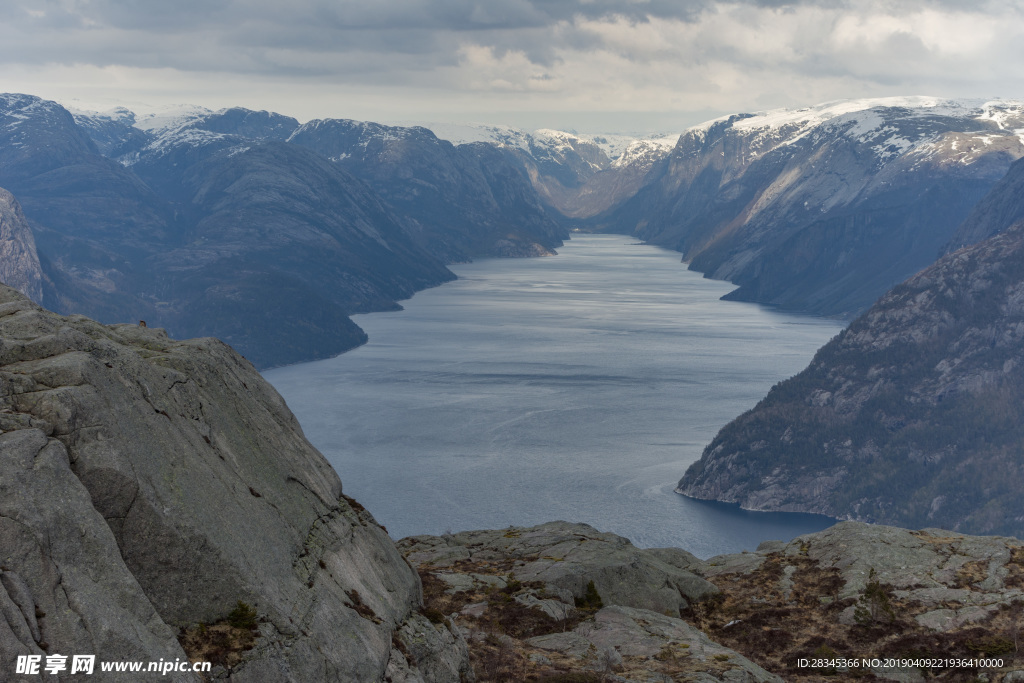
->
left=694, top=553, right=1023, bottom=681
left=179, top=602, right=260, bottom=671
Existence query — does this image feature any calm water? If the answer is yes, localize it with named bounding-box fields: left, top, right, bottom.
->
left=264, top=234, right=845, bottom=558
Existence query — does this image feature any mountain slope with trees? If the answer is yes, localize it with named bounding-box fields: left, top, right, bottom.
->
left=678, top=215, right=1024, bottom=536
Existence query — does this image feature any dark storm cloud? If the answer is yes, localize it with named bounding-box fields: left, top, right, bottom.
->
left=0, top=0, right=1013, bottom=74
left=1, top=0, right=1021, bottom=129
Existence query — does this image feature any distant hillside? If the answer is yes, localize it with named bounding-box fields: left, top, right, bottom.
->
left=678, top=218, right=1024, bottom=536
left=9, top=93, right=1024, bottom=367
left=287, top=118, right=566, bottom=260
left=0, top=94, right=576, bottom=368
left=592, top=97, right=1024, bottom=318
left=947, top=155, right=1024, bottom=251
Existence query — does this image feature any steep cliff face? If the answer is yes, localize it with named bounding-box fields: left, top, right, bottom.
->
left=947, top=155, right=1024, bottom=251
left=0, top=285, right=470, bottom=681
left=595, top=98, right=1024, bottom=317
left=677, top=221, right=1024, bottom=536
left=0, top=188, right=43, bottom=304
left=287, top=119, right=567, bottom=260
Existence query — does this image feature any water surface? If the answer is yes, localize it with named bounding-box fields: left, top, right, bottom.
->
left=265, top=235, right=845, bottom=558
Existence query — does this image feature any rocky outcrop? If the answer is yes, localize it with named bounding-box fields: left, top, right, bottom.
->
left=697, top=522, right=1024, bottom=681
left=403, top=521, right=1024, bottom=681
left=400, top=522, right=718, bottom=614
left=0, top=285, right=469, bottom=681
left=0, top=188, right=43, bottom=304
left=678, top=220, right=1024, bottom=536
left=401, top=522, right=779, bottom=683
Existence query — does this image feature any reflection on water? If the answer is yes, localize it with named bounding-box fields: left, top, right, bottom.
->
left=264, top=234, right=845, bottom=558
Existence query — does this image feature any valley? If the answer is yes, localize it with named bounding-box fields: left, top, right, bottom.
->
left=264, top=234, right=843, bottom=557
left=4, top=91, right=1024, bottom=559
left=4, top=94, right=1024, bottom=680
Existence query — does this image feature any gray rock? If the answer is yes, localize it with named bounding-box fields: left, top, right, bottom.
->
left=391, top=613, right=474, bottom=683
left=755, top=540, right=786, bottom=554
left=915, top=605, right=998, bottom=632
left=401, top=521, right=719, bottom=615
left=0, top=428, right=195, bottom=681
left=710, top=521, right=1024, bottom=635
left=514, top=592, right=576, bottom=621
left=0, top=286, right=469, bottom=681
left=539, top=605, right=783, bottom=683
left=0, top=188, right=43, bottom=305
left=459, top=602, right=487, bottom=619
left=703, top=552, right=766, bottom=578
left=526, top=631, right=594, bottom=658
left=0, top=570, right=40, bottom=643
left=435, top=573, right=476, bottom=593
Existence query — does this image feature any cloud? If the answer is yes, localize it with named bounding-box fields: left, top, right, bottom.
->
left=1, top=0, right=1023, bottom=130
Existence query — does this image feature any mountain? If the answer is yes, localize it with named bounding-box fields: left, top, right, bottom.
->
left=286, top=118, right=567, bottom=260
left=0, top=284, right=471, bottom=681
left=70, top=106, right=152, bottom=158
left=592, top=97, right=1024, bottom=317
left=497, top=128, right=675, bottom=219
left=0, top=188, right=43, bottom=304
left=946, top=155, right=1024, bottom=250
left=129, top=135, right=455, bottom=367
left=2, top=95, right=579, bottom=366
left=426, top=123, right=679, bottom=219
left=1, top=95, right=466, bottom=368
left=677, top=216, right=1024, bottom=536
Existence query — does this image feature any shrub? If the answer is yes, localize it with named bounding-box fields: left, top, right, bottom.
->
left=227, top=601, right=258, bottom=630
left=574, top=581, right=603, bottom=612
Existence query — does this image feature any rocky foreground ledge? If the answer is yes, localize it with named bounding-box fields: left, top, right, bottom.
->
left=0, top=284, right=468, bottom=682
left=401, top=521, right=1024, bottom=682
left=1, top=283, right=1023, bottom=682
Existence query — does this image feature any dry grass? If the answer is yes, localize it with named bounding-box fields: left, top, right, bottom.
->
left=179, top=621, right=256, bottom=671
left=1005, top=547, right=1024, bottom=589
left=954, top=559, right=990, bottom=589
left=694, top=553, right=1023, bottom=682
left=414, top=546, right=1023, bottom=683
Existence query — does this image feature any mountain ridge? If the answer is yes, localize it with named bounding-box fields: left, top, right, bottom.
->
left=677, top=217, right=1024, bottom=536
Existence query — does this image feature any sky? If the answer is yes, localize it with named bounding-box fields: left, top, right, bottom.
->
left=1, top=0, right=1023, bottom=134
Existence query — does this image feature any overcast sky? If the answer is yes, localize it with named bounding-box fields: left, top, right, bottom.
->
left=2, top=0, right=1023, bottom=133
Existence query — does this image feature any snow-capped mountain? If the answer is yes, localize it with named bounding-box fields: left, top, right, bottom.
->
left=7, top=91, right=1024, bottom=367
left=394, top=121, right=682, bottom=217
left=599, top=96, right=1024, bottom=318
left=0, top=95, right=570, bottom=367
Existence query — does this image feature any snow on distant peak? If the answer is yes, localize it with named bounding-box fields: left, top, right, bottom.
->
left=977, top=100, right=1024, bottom=132
left=406, top=121, right=534, bottom=151
left=609, top=135, right=679, bottom=167
left=723, top=96, right=982, bottom=133
left=68, top=105, right=137, bottom=126
left=137, top=127, right=231, bottom=160
left=134, top=104, right=214, bottom=133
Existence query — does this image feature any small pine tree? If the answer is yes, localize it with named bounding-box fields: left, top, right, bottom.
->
left=854, top=569, right=895, bottom=625
left=227, top=601, right=258, bottom=630
left=574, top=580, right=603, bottom=611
